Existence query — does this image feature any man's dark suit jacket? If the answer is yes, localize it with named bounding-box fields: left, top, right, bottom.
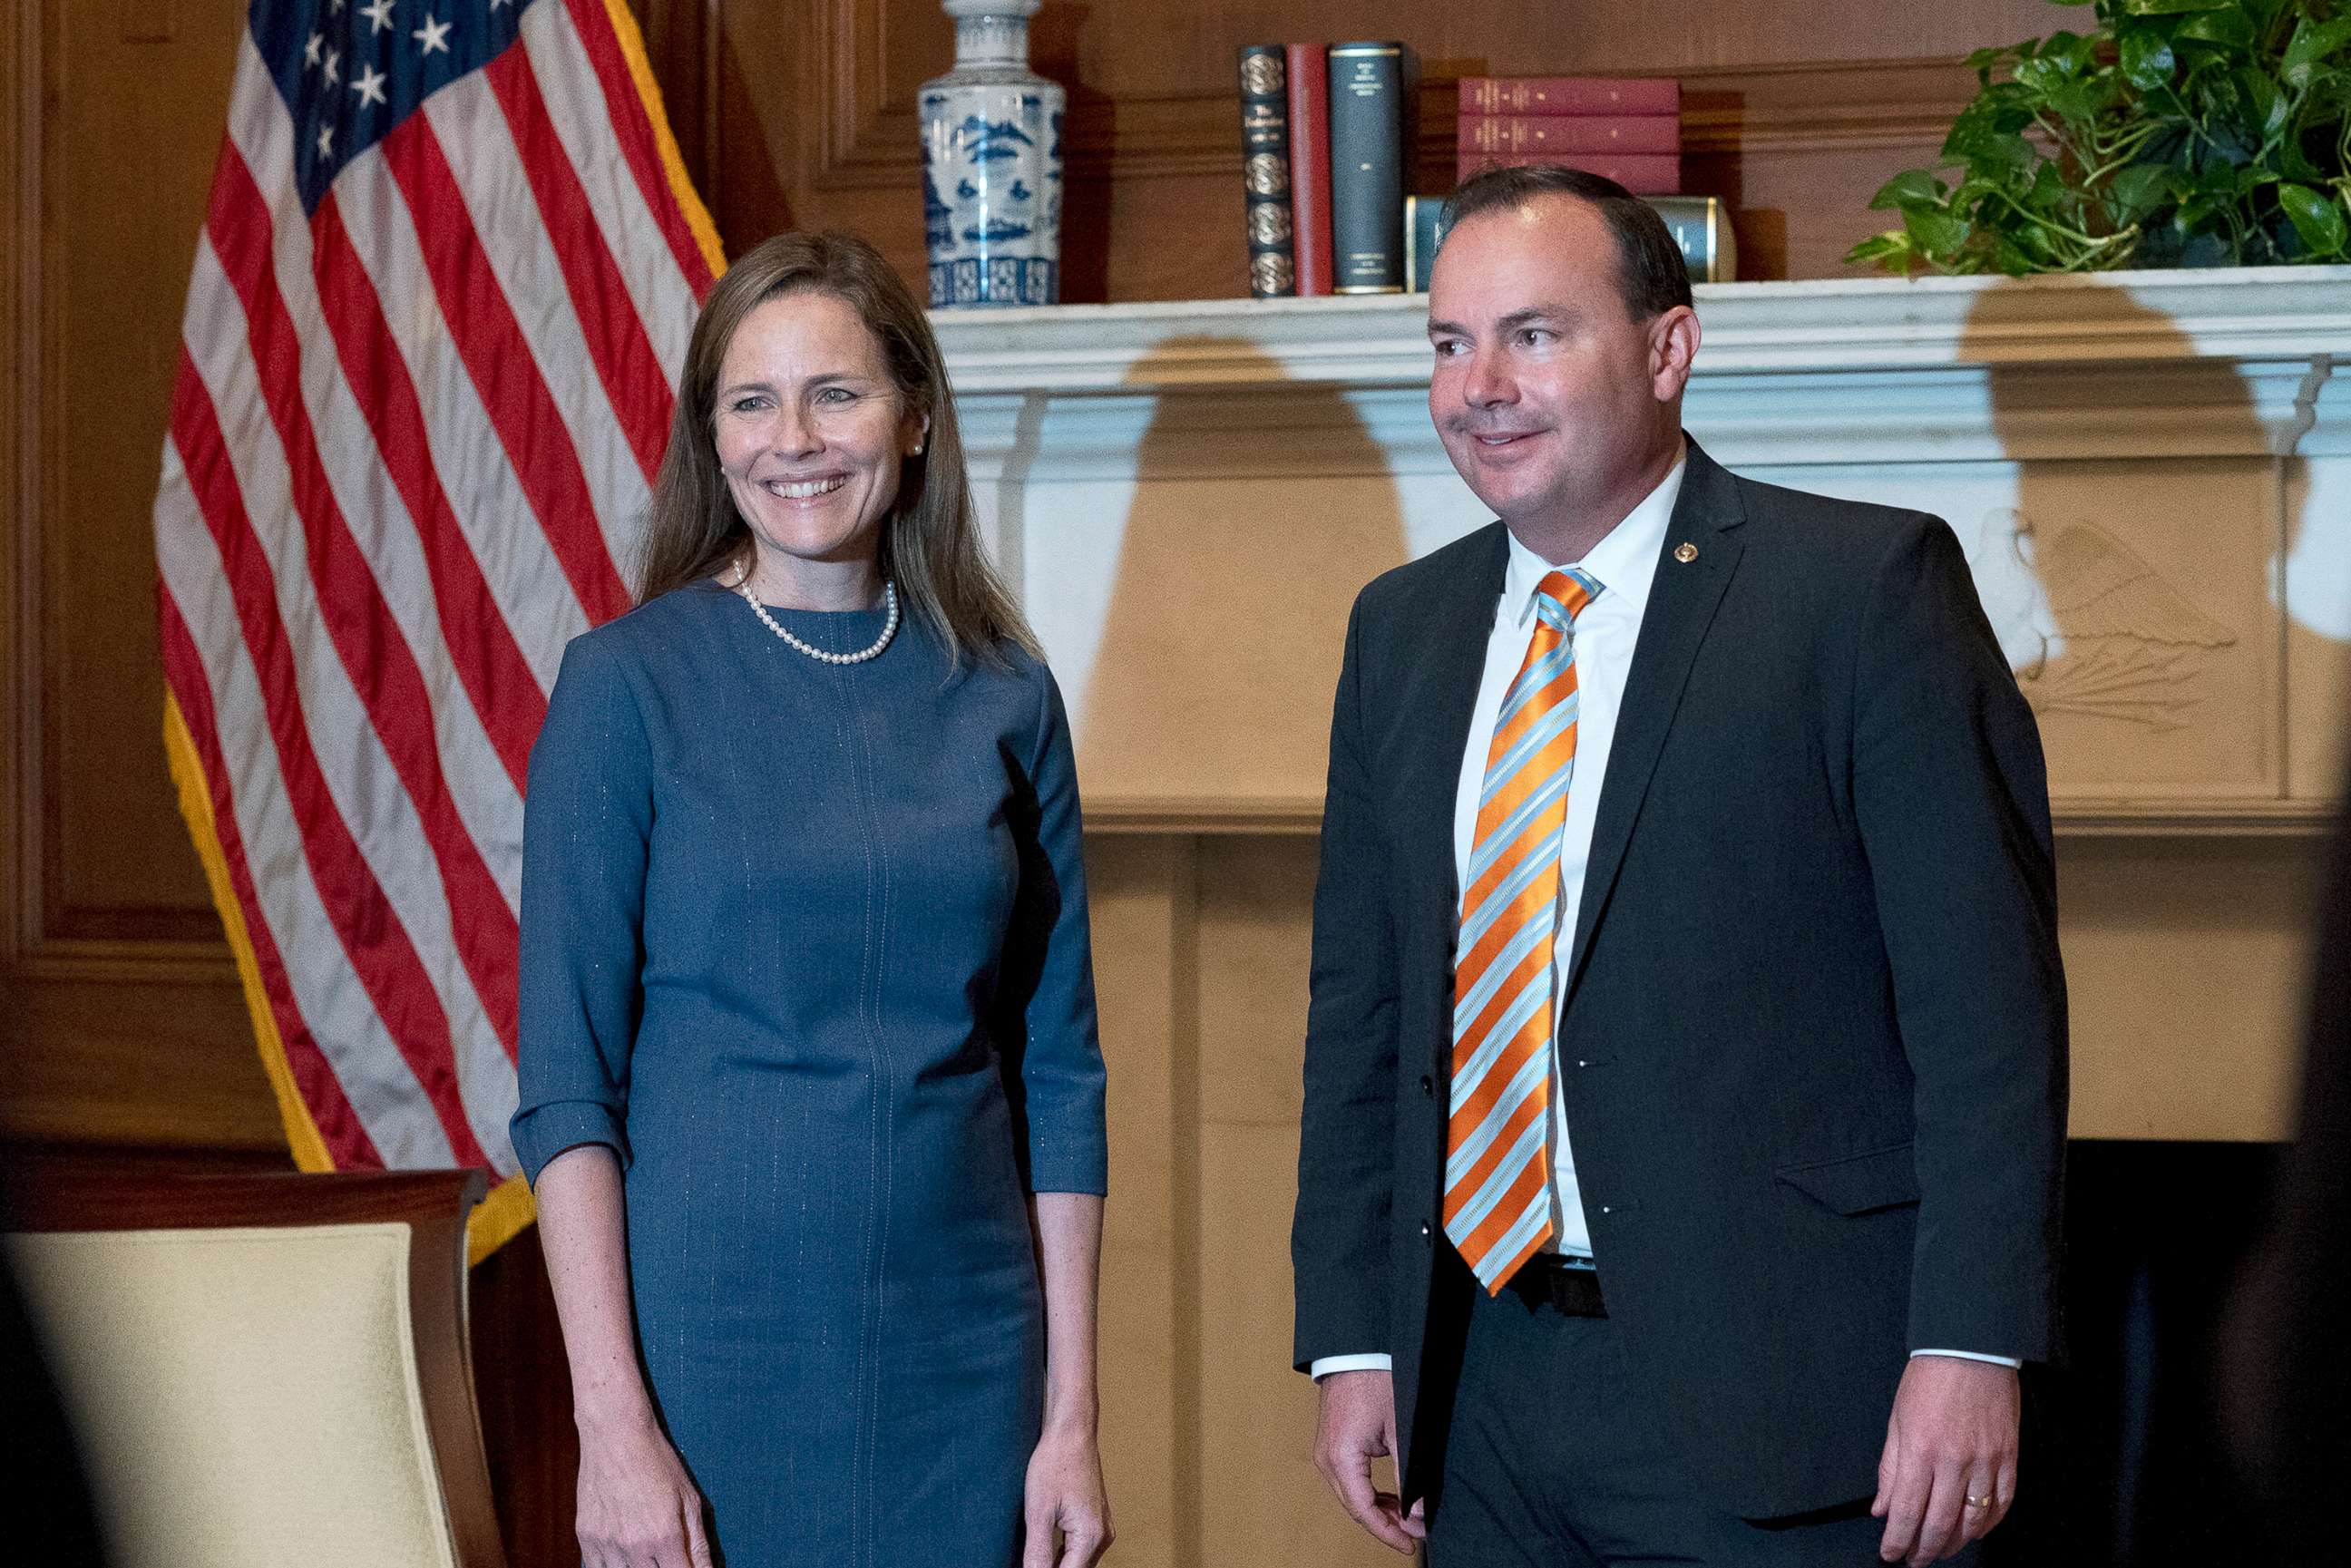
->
left=1291, top=441, right=2069, bottom=1522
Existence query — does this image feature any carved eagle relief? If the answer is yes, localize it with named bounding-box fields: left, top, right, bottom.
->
left=1966, top=509, right=2238, bottom=734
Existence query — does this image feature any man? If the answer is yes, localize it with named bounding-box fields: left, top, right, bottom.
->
left=1291, top=165, right=2067, bottom=1567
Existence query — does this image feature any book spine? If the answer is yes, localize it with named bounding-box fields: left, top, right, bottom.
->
left=1238, top=44, right=1296, bottom=297
left=1457, top=76, right=1681, bottom=117
left=1404, top=194, right=1448, bottom=293
left=1645, top=195, right=1737, bottom=283
left=1285, top=43, right=1332, bottom=297
left=1455, top=150, right=1683, bottom=194
left=1457, top=114, right=1680, bottom=157
left=1328, top=42, right=1406, bottom=294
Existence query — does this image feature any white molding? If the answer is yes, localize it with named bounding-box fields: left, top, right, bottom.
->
left=934, top=266, right=2351, bottom=385
left=936, top=269, right=2351, bottom=468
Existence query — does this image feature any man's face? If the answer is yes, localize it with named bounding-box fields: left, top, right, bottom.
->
left=1426, top=196, right=1689, bottom=532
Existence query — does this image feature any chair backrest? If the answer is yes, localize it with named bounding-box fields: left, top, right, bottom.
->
left=3, top=1169, right=507, bottom=1568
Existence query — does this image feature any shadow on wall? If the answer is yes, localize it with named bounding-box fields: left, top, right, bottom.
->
left=1957, top=279, right=2315, bottom=1568
left=1075, top=341, right=1416, bottom=1567
left=1077, top=340, right=1413, bottom=813
left=1961, top=284, right=2269, bottom=764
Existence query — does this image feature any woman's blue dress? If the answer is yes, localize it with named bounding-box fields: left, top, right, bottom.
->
left=510, top=580, right=1108, bottom=1568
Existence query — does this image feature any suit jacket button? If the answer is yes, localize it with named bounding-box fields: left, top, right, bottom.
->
left=1419, top=1074, right=1434, bottom=1097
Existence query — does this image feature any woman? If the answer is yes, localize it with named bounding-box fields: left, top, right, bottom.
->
left=512, top=232, right=1111, bottom=1568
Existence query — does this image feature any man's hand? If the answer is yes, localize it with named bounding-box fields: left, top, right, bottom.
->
left=1312, top=1368, right=1427, bottom=1554
left=1872, top=1357, right=2020, bottom=1565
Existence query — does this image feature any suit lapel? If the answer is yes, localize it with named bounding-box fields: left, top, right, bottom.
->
left=1562, top=443, right=1747, bottom=1000
left=1397, top=524, right=1507, bottom=977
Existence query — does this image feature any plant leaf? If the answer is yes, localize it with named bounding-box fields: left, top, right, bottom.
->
left=1902, top=204, right=1971, bottom=256
left=1843, top=231, right=1917, bottom=272
left=2116, top=0, right=2229, bottom=15
left=2239, top=68, right=2286, bottom=141
left=2047, top=74, right=2119, bottom=123
left=2120, top=27, right=2178, bottom=91
left=2278, top=183, right=2350, bottom=257
left=2284, top=16, right=2351, bottom=73
left=1868, top=170, right=1948, bottom=211
left=1989, top=231, right=2039, bottom=275
left=2107, top=161, right=2176, bottom=215
left=2175, top=8, right=2256, bottom=48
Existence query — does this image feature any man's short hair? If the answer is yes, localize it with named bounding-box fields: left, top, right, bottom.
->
left=1440, top=165, right=1694, bottom=320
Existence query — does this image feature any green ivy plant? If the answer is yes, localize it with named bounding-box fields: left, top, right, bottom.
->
left=1848, top=0, right=2351, bottom=274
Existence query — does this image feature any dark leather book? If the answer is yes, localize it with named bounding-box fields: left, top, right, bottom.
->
left=1327, top=42, right=1407, bottom=294
left=1238, top=44, right=1296, bottom=297
left=1285, top=43, right=1332, bottom=297
left=1457, top=114, right=1680, bottom=157
left=1407, top=195, right=1733, bottom=289
left=1646, top=195, right=1737, bottom=282
left=1458, top=76, right=1681, bottom=116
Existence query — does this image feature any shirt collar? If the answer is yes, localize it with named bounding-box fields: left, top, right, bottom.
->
left=1500, top=446, right=1687, bottom=628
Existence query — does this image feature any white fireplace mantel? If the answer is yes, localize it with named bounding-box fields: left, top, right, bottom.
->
left=932, top=269, right=2351, bottom=837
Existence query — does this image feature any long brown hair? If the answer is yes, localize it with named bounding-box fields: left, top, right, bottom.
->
left=635, top=231, right=1039, bottom=669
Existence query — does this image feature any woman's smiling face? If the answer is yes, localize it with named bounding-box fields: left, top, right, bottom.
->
left=712, top=289, right=926, bottom=582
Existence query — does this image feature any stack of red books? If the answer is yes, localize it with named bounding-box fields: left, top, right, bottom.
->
left=1455, top=76, right=1680, bottom=193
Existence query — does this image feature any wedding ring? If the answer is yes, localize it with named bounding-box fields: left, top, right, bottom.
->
left=1965, top=1493, right=1994, bottom=1509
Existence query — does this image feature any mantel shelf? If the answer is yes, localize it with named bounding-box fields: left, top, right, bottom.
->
left=931, top=265, right=2351, bottom=394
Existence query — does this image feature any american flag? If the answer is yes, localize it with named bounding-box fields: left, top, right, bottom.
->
left=152, top=0, right=720, bottom=1259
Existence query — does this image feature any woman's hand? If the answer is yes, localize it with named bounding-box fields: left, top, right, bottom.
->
left=575, top=1410, right=714, bottom=1568
left=1023, top=1418, right=1113, bottom=1568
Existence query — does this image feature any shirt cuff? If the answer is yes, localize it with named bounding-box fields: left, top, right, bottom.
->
left=1911, top=1349, right=2024, bottom=1369
left=1309, top=1353, right=1395, bottom=1381
left=508, top=1098, right=630, bottom=1185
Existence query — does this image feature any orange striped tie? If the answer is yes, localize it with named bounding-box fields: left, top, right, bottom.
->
left=1444, top=567, right=1601, bottom=1294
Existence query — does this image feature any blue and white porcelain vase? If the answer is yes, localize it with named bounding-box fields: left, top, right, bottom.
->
left=921, top=0, right=1063, bottom=307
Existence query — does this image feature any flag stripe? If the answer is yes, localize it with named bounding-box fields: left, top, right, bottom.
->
left=375, top=108, right=633, bottom=624
left=222, top=35, right=534, bottom=886
left=154, top=542, right=384, bottom=1170
left=164, top=350, right=473, bottom=1167
left=309, top=192, right=547, bottom=795
left=202, top=145, right=523, bottom=1081
left=418, top=73, right=654, bottom=579
left=483, top=42, right=672, bottom=483
left=561, top=0, right=718, bottom=297
left=327, top=145, right=592, bottom=691
left=518, top=0, right=696, bottom=375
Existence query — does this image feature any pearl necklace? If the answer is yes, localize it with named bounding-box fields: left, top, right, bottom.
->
left=731, top=570, right=901, bottom=665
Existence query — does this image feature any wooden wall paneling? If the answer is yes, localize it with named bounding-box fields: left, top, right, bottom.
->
left=1, top=0, right=280, bottom=1149
left=468, top=1224, right=577, bottom=1568
left=3, top=0, right=33, bottom=992
left=1084, top=834, right=1192, bottom=1568
left=1192, top=833, right=1389, bottom=1565
left=45, top=0, right=233, bottom=944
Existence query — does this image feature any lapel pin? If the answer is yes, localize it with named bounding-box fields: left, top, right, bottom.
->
left=1673, top=541, right=1699, bottom=564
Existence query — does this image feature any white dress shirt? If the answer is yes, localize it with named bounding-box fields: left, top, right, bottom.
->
left=1309, top=452, right=2017, bottom=1379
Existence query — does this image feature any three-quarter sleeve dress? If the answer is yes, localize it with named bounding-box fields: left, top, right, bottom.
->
left=511, top=580, right=1107, bottom=1568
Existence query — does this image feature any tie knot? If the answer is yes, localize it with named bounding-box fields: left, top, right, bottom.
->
left=1536, top=568, right=1602, bottom=628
